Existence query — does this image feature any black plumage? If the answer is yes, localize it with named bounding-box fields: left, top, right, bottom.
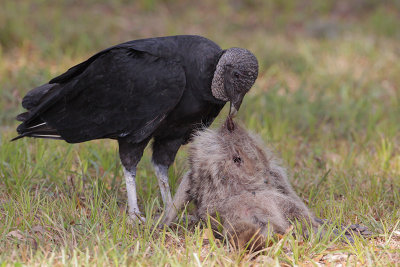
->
left=13, top=35, right=259, bottom=220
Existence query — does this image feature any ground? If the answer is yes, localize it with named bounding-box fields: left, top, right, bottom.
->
left=0, top=0, right=399, bottom=266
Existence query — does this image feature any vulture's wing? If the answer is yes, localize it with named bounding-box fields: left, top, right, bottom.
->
left=18, top=43, right=186, bottom=143
left=49, top=37, right=177, bottom=84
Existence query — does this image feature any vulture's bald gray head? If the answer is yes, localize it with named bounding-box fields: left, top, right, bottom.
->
left=211, top=47, right=258, bottom=115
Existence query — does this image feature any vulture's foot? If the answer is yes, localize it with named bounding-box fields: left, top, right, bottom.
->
left=127, top=212, right=146, bottom=224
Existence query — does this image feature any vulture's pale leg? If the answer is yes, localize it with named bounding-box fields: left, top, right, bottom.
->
left=152, top=137, right=183, bottom=210
left=122, top=167, right=145, bottom=222
left=153, top=164, right=173, bottom=209
left=118, top=137, right=150, bottom=223
left=162, top=171, right=192, bottom=226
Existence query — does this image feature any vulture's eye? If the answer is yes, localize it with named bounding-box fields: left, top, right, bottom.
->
left=234, top=72, right=240, bottom=79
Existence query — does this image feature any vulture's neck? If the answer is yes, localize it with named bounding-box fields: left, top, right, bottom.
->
left=211, top=52, right=229, bottom=102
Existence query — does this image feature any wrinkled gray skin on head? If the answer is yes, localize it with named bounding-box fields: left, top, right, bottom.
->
left=211, top=48, right=259, bottom=114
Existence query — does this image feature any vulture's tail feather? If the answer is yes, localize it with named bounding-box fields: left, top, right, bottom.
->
left=11, top=120, right=63, bottom=141
left=13, top=82, right=64, bottom=142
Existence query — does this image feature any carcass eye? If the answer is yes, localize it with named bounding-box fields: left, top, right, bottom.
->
left=233, top=156, right=242, bottom=165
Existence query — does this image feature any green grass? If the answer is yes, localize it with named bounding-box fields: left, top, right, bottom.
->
left=1, top=0, right=400, bottom=265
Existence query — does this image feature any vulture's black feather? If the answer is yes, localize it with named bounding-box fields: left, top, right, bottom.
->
left=13, top=35, right=259, bottom=220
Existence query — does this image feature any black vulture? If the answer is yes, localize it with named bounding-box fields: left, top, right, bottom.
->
left=13, top=35, right=259, bottom=221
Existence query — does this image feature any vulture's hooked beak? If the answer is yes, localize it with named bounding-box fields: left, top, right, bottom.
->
left=229, top=93, right=244, bottom=117
left=229, top=102, right=238, bottom=117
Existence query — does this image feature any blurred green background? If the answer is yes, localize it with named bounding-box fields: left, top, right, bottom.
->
left=1, top=0, right=400, bottom=127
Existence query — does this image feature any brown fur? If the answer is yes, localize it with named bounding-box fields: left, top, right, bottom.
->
left=228, top=222, right=266, bottom=251
left=162, top=118, right=319, bottom=250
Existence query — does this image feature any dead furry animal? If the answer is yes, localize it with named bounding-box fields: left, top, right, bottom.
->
left=162, top=117, right=319, bottom=250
